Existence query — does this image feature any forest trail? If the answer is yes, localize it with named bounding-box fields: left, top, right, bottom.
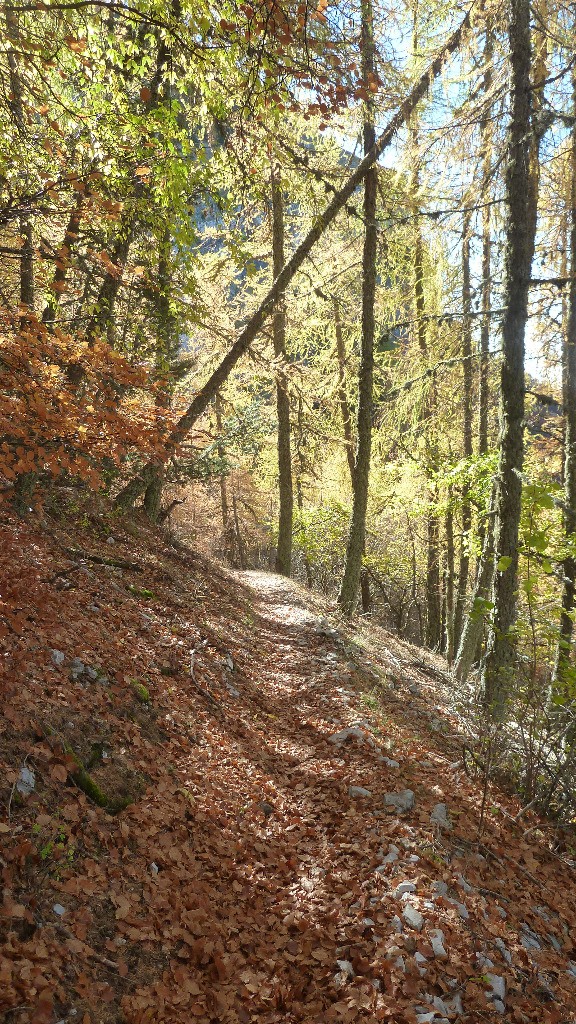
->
left=2, top=509, right=576, bottom=1024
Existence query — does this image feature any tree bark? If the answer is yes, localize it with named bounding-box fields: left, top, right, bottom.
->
left=482, top=0, right=540, bottom=719
left=444, top=497, right=455, bottom=664
left=42, top=197, right=85, bottom=325
left=143, top=227, right=178, bottom=519
left=478, top=25, right=493, bottom=462
left=338, top=0, right=377, bottom=616
left=454, top=208, right=473, bottom=647
left=454, top=498, right=496, bottom=682
left=271, top=164, right=293, bottom=576
left=113, top=7, right=474, bottom=508
left=554, top=71, right=576, bottom=685
left=334, top=297, right=356, bottom=480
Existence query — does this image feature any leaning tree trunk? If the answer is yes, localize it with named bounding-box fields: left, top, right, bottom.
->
left=271, top=163, right=293, bottom=576
left=338, top=0, right=377, bottom=616
left=482, top=0, right=540, bottom=719
left=113, top=8, right=474, bottom=509
left=554, top=70, right=576, bottom=686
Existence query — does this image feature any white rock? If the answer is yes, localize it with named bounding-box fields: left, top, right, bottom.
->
left=447, top=897, right=469, bottom=919
left=349, top=786, right=372, bottom=799
left=403, top=905, right=424, bottom=931
left=394, top=881, right=417, bottom=898
left=493, top=1000, right=506, bottom=1014
left=430, top=802, right=452, bottom=831
left=51, top=649, right=65, bottom=666
left=520, top=924, right=541, bottom=951
left=336, top=959, right=354, bottom=977
left=445, top=994, right=463, bottom=1015
left=380, top=844, right=400, bottom=864
left=391, top=915, right=403, bottom=933
left=384, top=789, right=415, bottom=813
left=414, top=951, right=427, bottom=964
left=16, top=765, right=35, bottom=796
left=432, top=880, right=448, bottom=897
left=494, top=938, right=512, bottom=963
left=380, top=757, right=400, bottom=768
left=430, top=928, right=447, bottom=959
left=486, top=974, right=506, bottom=1001
left=53, top=904, right=66, bottom=916
left=456, top=873, right=473, bottom=893
left=329, top=726, right=365, bottom=745
left=150, top=862, right=159, bottom=876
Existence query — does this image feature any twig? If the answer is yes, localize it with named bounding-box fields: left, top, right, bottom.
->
left=53, top=923, right=119, bottom=970
left=64, top=547, right=144, bottom=571
left=189, top=643, right=219, bottom=707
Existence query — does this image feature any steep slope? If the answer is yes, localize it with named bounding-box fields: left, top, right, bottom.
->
left=1, top=503, right=576, bottom=1024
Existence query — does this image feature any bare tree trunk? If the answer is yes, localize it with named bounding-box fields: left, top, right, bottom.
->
left=454, top=497, right=495, bottom=682
left=214, top=392, right=232, bottom=560
left=271, top=164, right=293, bottom=576
left=143, top=228, right=177, bottom=519
left=478, top=26, right=493, bottom=462
left=454, top=208, right=473, bottom=647
left=113, top=9, right=474, bottom=509
left=334, top=295, right=371, bottom=611
left=482, top=0, right=540, bottom=718
left=334, top=297, right=356, bottom=480
left=5, top=6, right=34, bottom=317
left=555, top=71, right=576, bottom=686
left=42, top=198, right=85, bottom=324
left=338, top=0, right=377, bottom=616
left=232, top=493, right=246, bottom=570
left=444, top=497, right=455, bottom=664
left=295, top=396, right=313, bottom=588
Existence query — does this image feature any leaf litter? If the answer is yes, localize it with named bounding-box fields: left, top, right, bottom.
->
left=1, top=506, right=576, bottom=1023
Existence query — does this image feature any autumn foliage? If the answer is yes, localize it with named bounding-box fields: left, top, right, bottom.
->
left=0, top=313, right=171, bottom=499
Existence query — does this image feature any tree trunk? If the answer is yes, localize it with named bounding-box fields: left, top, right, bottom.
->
left=482, top=0, right=540, bottom=718
left=113, top=8, right=473, bottom=509
left=338, top=0, right=377, bottom=616
left=554, top=71, right=576, bottom=686
left=334, top=296, right=371, bottom=610
left=5, top=6, right=34, bottom=317
left=454, top=208, right=473, bottom=647
left=143, top=228, right=177, bottom=519
left=271, top=164, right=293, bottom=576
left=42, top=197, right=85, bottom=324
left=334, top=297, right=356, bottom=480
left=444, top=497, right=455, bottom=664
left=454, top=498, right=496, bottom=682
left=214, top=392, right=232, bottom=560
left=478, top=25, right=493, bottom=462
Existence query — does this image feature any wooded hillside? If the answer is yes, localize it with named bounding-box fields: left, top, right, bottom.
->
left=3, top=0, right=576, bottom=1020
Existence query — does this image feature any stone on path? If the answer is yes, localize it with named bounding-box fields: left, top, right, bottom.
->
left=349, top=786, right=372, bottom=799
left=403, top=904, right=424, bottom=931
left=384, top=789, right=415, bottom=813
left=429, top=928, right=447, bottom=959
left=430, top=802, right=452, bottom=831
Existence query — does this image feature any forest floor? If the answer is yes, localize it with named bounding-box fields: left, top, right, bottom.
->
left=2, top=500, right=576, bottom=1024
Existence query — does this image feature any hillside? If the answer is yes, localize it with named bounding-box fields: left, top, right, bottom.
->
left=1, top=503, right=576, bottom=1024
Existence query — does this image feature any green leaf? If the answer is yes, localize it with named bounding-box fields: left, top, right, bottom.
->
left=497, top=555, right=512, bottom=571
